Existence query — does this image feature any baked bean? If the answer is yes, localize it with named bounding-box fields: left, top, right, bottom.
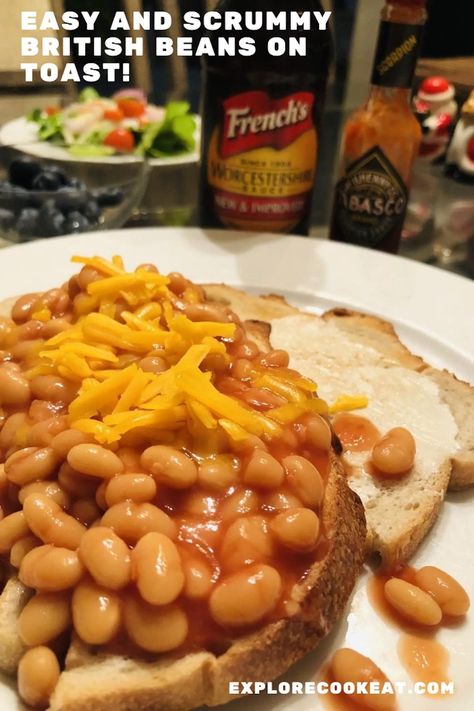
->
left=371, top=427, right=416, bottom=475
left=270, top=508, right=320, bottom=552
left=183, top=302, right=231, bottom=323
left=243, top=451, right=284, bottom=490
left=182, top=491, right=218, bottom=517
left=23, top=494, right=86, bottom=549
left=0, top=511, right=30, bottom=553
left=331, top=648, right=396, bottom=711
left=262, top=490, right=302, bottom=512
left=29, top=399, right=62, bottom=424
left=284, top=455, right=324, bottom=508
left=70, top=498, right=102, bottom=527
left=115, top=446, right=142, bottom=473
left=37, top=288, right=70, bottom=317
left=28, top=416, right=68, bottom=448
left=234, top=340, right=260, bottom=360
left=167, top=271, right=188, bottom=294
left=221, top=515, right=273, bottom=572
left=20, top=545, right=84, bottom=591
left=137, top=263, right=159, bottom=274
left=105, top=473, right=157, bottom=507
left=0, top=412, right=30, bottom=450
left=198, top=456, right=240, bottom=492
left=101, top=501, right=176, bottom=544
left=16, top=320, right=45, bottom=341
left=304, top=415, right=332, bottom=451
left=229, top=434, right=267, bottom=455
left=415, top=566, right=470, bottom=617
left=138, top=355, right=168, bottom=374
left=258, top=350, right=290, bottom=368
left=181, top=552, right=214, bottom=600
left=79, top=527, right=131, bottom=590
left=0, top=365, right=31, bottom=406
left=67, top=444, right=123, bottom=479
left=0, top=463, right=8, bottom=495
left=132, top=532, right=184, bottom=605
left=58, top=463, right=99, bottom=498
left=10, top=339, right=44, bottom=363
left=72, top=579, right=121, bottom=645
left=141, top=446, right=197, bottom=489
left=95, top=481, right=108, bottom=510
left=30, top=375, right=77, bottom=404
left=18, top=592, right=71, bottom=646
left=77, top=266, right=101, bottom=291
left=51, top=429, right=92, bottom=459
left=42, top=317, right=72, bottom=339
left=5, top=446, right=57, bottom=486
left=240, top=387, right=286, bottom=410
left=18, top=646, right=60, bottom=709
left=384, top=578, right=442, bottom=626
left=11, top=293, right=39, bottom=324
left=124, top=594, right=188, bottom=652
left=19, top=480, right=71, bottom=510
left=210, top=564, right=281, bottom=627
left=10, top=535, right=39, bottom=568
left=220, top=489, right=260, bottom=522
left=0, top=317, right=14, bottom=347
left=231, top=358, right=254, bottom=381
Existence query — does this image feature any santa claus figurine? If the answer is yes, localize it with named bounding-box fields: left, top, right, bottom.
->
left=446, top=90, right=474, bottom=181
left=413, top=76, right=458, bottom=162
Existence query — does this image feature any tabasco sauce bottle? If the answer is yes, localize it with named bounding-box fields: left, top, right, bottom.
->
left=199, top=0, right=332, bottom=235
left=330, top=0, right=427, bottom=253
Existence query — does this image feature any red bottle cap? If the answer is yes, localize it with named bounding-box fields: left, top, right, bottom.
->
left=420, top=76, right=451, bottom=95
left=467, top=136, right=474, bottom=164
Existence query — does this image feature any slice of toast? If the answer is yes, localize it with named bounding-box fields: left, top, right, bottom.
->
left=204, top=285, right=474, bottom=569
left=44, top=455, right=365, bottom=710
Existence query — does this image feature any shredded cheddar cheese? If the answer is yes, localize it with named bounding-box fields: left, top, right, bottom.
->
left=29, top=255, right=366, bottom=446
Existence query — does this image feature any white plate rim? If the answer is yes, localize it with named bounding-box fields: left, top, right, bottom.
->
left=0, top=116, right=200, bottom=166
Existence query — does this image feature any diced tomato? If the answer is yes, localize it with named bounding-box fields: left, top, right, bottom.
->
left=117, top=98, right=146, bottom=118
left=45, top=106, right=60, bottom=116
left=104, top=107, right=125, bottom=122
left=103, top=129, right=135, bottom=153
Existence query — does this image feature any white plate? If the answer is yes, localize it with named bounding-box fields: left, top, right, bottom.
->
left=0, top=116, right=200, bottom=166
left=0, top=228, right=472, bottom=711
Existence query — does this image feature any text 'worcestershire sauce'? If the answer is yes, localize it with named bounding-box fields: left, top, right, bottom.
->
left=330, top=0, right=427, bottom=253
left=199, top=1, right=332, bottom=235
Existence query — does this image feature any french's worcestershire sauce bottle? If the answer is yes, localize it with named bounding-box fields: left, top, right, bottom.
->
left=330, top=0, right=427, bottom=253
left=199, top=1, right=332, bottom=235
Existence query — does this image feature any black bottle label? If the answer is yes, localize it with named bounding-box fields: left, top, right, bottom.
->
left=332, top=146, right=408, bottom=248
left=371, top=21, right=423, bottom=88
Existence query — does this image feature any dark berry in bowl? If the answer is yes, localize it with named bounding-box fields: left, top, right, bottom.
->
left=9, top=158, right=42, bottom=189
left=64, top=211, right=90, bottom=233
left=16, top=208, right=40, bottom=238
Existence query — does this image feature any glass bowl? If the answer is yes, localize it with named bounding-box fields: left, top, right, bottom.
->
left=0, top=152, right=149, bottom=243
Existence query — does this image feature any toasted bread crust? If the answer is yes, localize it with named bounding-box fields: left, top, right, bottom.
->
left=48, top=455, right=365, bottom=711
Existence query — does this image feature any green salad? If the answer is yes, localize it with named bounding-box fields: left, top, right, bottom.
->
left=28, top=88, right=197, bottom=159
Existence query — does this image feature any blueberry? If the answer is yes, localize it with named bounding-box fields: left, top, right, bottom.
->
left=0, top=208, right=15, bottom=230
left=65, top=211, right=90, bottom=234
left=47, top=166, right=68, bottom=186
left=37, top=200, right=65, bottom=236
left=16, top=208, right=40, bottom=238
left=55, top=187, right=88, bottom=211
left=84, top=200, right=101, bottom=223
left=66, top=177, right=87, bottom=191
left=9, top=158, right=42, bottom=189
left=94, top=187, right=124, bottom=207
left=31, top=171, right=62, bottom=191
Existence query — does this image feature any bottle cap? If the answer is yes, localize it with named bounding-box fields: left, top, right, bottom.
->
left=418, top=76, right=455, bottom=103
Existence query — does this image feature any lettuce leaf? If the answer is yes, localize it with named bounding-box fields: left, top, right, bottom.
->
left=137, top=101, right=196, bottom=158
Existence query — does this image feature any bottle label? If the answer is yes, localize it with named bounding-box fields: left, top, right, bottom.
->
left=332, top=146, right=408, bottom=248
left=207, top=90, right=317, bottom=232
left=371, top=21, right=424, bottom=88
